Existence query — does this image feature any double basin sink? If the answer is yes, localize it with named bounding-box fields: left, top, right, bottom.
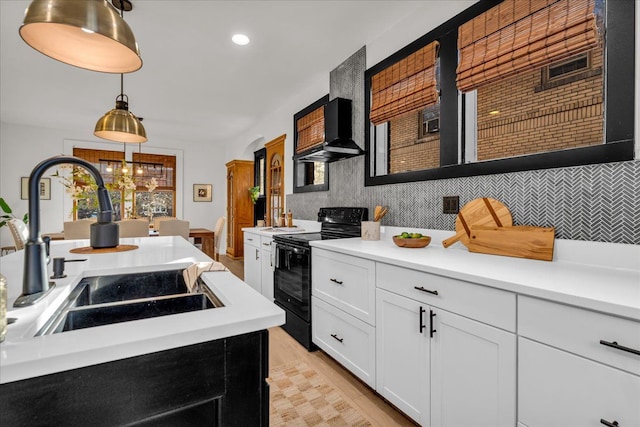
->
left=37, top=269, right=223, bottom=335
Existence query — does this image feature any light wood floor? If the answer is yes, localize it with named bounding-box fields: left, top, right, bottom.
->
left=218, top=255, right=417, bottom=427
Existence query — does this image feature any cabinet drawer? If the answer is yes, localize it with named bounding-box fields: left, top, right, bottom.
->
left=312, top=249, right=376, bottom=325
left=260, top=235, right=273, bottom=251
left=377, top=263, right=515, bottom=331
left=312, top=296, right=375, bottom=388
left=519, top=337, right=640, bottom=427
left=519, top=296, right=640, bottom=375
left=243, top=232, right=259, bottom=247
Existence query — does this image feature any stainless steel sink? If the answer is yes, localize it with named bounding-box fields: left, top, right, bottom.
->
left=37, top=269, right=223, bottom=335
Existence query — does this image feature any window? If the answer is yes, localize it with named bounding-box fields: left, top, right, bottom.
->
left=70, top=148, right=176, bottom=220
left=132, top=152, right=176, bottom=220
left=72, top=147, right=124, bottom=220
left=293, top=95, right=330, bottom=193
left=365, top=0, right=634, bottom=186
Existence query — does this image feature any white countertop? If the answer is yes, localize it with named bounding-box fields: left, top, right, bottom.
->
left=310, top=227, right=640, bottom=321
left=0, top=236, right=285, bottom=384
left=242, top=219, right=321, bottom=237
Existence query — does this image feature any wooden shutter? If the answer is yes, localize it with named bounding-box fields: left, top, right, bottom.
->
left=370, top=41, right=439, bottom=126
left=457, top=0, right=600, bottom=93
left=296, top=106, right=325, bottom=153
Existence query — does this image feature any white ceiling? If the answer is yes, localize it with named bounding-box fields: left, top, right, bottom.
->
left=1, top=0, right=427, bottom=145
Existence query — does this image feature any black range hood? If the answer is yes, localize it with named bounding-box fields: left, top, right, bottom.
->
left=293, top=97, right=364, bottom=163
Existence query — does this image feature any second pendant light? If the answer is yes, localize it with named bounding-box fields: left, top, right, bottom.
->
left=94, top=73, right=147, bottom=143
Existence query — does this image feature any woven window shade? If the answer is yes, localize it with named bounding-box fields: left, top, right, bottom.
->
left=370, top=41, right=439, bottom=126
left=296, top=106, right=325, bottom=153
left=457, top=0, right=600, bottom=93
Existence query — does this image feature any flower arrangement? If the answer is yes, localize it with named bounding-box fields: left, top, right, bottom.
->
left=53, top=161, right=157, bottom=219
left=51, top=164, right=98, bottom=216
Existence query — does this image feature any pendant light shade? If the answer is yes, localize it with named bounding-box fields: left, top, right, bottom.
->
left=94, top=94, right=147, bottom=143
left=19, top=0, right=142, bottom=73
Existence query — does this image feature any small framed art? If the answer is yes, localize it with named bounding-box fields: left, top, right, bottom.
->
left=21, top=177, right=51, bottom=200
left=193, top=184, right=212, bottom=202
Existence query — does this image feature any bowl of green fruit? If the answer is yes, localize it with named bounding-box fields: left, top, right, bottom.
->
left=393, top=232, right=432, bottom=248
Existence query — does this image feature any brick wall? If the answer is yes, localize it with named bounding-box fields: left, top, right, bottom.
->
left=389, top=111, right=440, bottom=173
left=476, top=47, right=604, bottom=161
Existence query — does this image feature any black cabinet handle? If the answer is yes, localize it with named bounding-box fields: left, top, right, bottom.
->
left=414, top=286, right=438, bottom=296
left=419, top=307, right=426, bottom=333
left=330, top=278, right=343, bottom=285
left=600, top=419, right=619, bottom=427
left=330, top=333, right=344, bottom=343
left=600, top=340, right=640, bottom=356
left=430, top=310, right=436, bottom=338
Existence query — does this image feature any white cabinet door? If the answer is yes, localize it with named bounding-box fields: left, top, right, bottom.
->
left=243, top=242, right=261, bottom=294
left=430, top=309, right=516, bottom=427
left=260, top=241, right=274, bottom=301
left=519, top=337, right=640, bottom=427
left=376, top=288, right=429, bottom=425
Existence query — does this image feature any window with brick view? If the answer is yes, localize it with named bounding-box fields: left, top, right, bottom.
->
left=365, top=0, right=633, bottom=186
left=463, top=0, right=605, bottom=162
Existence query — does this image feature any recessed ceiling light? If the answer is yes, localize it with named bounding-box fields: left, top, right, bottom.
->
left=232, top=34, right=250, bottom=46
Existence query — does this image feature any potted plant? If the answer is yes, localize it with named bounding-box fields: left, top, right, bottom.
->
left=0, top=197, right=28, bottom=228
left=248, top=186, right=260, bottom=204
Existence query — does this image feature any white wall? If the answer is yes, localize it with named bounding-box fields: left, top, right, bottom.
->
left=0, top=122, right=227, bottom=249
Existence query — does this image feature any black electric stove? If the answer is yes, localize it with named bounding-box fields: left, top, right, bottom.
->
left=272, top=207, right=368, bottom=350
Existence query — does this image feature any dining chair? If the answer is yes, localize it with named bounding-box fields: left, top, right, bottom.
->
left=158, top=219, right=190, bottom=240
left=213, top=216, right=226, bottom=261
left=153, top=216, right=175, bottom=230
left=63, top=218, right=97, bottom=240
left=8, top=218, right=29, bottom=250
left=117, top=219, right=149, bottom=238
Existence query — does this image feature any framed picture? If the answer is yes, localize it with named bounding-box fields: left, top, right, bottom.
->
left=193, top=184, right=212, bottom=202
left=21, top=177, right=51, bottom=200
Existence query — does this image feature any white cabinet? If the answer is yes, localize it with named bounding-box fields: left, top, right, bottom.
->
left=243, top=232, right=261, bottom=294
left=312, top=248, right=376, bottom=386
left=260, top=236, right=274, bottom=301
left=518, top=297, right=640, bottom=427
left=312, top=296, right=376, bottom=387
left=376, top=287, right=516, bottom=427
left=430, top=308, right=516, bottom=427
left=376, top=288, right=429, bottom=424
left=519, top=338, right=640, bottom=427
left=243, top=231, right=275, bottom=300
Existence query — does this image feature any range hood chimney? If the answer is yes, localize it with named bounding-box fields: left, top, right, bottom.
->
left=293, top=98, right=364, bottom=163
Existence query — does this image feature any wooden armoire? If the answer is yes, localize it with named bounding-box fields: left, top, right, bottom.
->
left=225, top=160, right=254, bottom=259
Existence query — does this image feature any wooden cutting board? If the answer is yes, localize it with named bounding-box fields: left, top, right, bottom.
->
left=442, top=198, right=512, bottom=248
left=467, top=225, right=555, bottom=261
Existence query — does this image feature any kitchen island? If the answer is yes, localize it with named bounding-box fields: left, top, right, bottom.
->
left=0, top=236, right=284, bottom=426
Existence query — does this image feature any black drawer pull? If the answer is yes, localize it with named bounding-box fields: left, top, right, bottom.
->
left=600, top=419, right=619, bottom=427
left=330, top=278, right=343, bottom=285
left=600, top=340, right=640, bottom=356
left=414, top=286, right=438, bottom=296
left=330, top=333, right=344, bottom=343
left=419, top=307, right=426, bottom=333
left=430, top=310, right=436, bottom=338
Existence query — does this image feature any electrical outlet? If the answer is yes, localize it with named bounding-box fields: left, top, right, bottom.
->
left=443, top=196, right=459, bottom=214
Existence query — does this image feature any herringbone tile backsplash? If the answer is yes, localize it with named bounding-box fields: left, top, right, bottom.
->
left=287, top=47, right=639, bottom=245
left=288, top=158, right=640, bottom=244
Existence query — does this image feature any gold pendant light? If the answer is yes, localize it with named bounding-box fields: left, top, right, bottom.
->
left=94, top=74, right=147, bottom=143
left=19, top=0, right=142, bottom=73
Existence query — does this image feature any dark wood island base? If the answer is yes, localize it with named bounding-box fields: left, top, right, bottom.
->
left=1, top=330, right=269, bottom=426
